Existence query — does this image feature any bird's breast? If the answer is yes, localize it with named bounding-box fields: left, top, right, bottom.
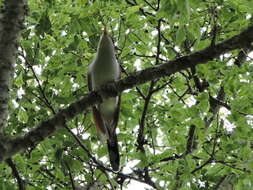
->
left=99, top=97, right=119, bottom=126
left=90, top=59, right=120, bottom=90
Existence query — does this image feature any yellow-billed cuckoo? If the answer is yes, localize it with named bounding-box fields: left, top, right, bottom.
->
left=87, top=28, right=120, bottom=171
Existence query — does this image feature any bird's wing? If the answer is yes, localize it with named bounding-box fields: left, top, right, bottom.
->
left=111, top=95, right=120, bottom=133
left=112, top=65, right=121, bottom=130
left=109, top=64, right=121, bottom=133
left=92, top=106, right=108, bottom=138
left=87, top=70, right=92, bottom=91
left=88, top=71, right=108, bottom=138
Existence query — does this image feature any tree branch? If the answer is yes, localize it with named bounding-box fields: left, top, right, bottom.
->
left=6, top=158, right=26, bottom=190
left=64, top=161, right=76, bottom=190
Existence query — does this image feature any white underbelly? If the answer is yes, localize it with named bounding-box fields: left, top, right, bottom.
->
left=99, top=97, right=118, bottom=126
left=90, top=60, right=120, bottom=90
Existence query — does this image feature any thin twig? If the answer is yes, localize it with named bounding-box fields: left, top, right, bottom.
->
left=142, top=0, right=156, bottom=10
left=6, top=158, right=26, bottom=190
left=191, top=158, right=213, bottom=174
left=119, top=64, right=146, bottom=99
left=64, top=161, right=76, bottom=190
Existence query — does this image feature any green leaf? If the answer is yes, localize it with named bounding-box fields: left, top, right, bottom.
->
left=176, top=27, right=186, bottom=45
left=15, top=72, right=24, bottom=87
left=189, top=23, right=201, bottom=42
left=196, top=92, right=210, bottom=113
left=178, top=0, right=190, bottom=23
left=17, top=107, right=28, bottom=123
left=120, top=47, right=131, bottom=58
left=55, top=148, right=64, bottom=161
left=136, top=152, right=148, bottom=168
left=35, top=11, right=52, bottom=35
left=126, top=5, right=140, bottom=18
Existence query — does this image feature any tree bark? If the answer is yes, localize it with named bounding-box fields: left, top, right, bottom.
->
left=0, top=0, right=27, bottom=133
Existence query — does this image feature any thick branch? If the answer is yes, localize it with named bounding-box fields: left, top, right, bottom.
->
left=0, top=0, right=27, bottom=132
left=0, top=24, right=253, bottom=161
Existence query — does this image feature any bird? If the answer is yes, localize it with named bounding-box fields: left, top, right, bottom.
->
left=87, top=27, right=120, bottom=171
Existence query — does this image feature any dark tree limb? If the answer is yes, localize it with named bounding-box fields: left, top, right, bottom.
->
left=185, top=125, right=196, bottom=155
left=137, top=88, right=153, bottom=151
left=205, top=87, right=225, bottom=129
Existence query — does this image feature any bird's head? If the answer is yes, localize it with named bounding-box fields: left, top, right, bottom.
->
left=98, top=27, right=115, bottom=57
left=97, top=26, right=115, bottom=54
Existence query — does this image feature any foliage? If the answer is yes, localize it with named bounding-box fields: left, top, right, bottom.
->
left=1, top=0, right=253, bottom=189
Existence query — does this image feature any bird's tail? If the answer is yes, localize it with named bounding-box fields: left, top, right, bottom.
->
left=107, top=131, right=120, bottom=171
